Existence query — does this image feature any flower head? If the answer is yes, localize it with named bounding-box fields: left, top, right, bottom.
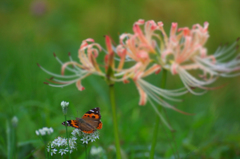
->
left=61, top=101, right=69, bottom=115
left=71, top=129, right=100, bottom=144
left=127, top=19, right=240, bottom=95
left=38, top=37, right=115, bottom=91
left=47, top=136, right=76, bottom=156
left=35, top=127, right=54, bottom=136
left=114, top=20, right=189, bottom=108
left=47, top=129, right=100, bottom=156
left=11, top=116, right=18, bottom=128
left=90, top=146, right=105, bottom=156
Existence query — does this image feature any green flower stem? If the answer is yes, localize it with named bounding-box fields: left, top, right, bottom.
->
left=64, top=115, right=71, bottom=159
left=6, top=119, right=17, bottom=159
left=39, top=135, right=47, bottom=159
left=48, top=142, right=51, bottom=159
left=109, top=84, right=121, bottom=159
left=85, top=144, right=88, bottom=159
left=149, top=69, right=167, bottom=159
left=6, top=120, right=12, bottom=159
left=11, top=127, right=16, bottom=159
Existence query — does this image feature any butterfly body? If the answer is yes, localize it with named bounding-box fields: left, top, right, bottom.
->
left=62, top=107, right=102, bottom=134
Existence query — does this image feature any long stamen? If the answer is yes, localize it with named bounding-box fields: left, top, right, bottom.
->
left=53, top=53, right=79, bottom=74
left=47, top=73, right=90, bottom=84
left=37, top=63, right=84, bottom=79
left=139, top=79, right=187, bottom=99
left=68, top=52, right=83, bottom=72
left=138, top=80, right=182, bottom=102
left=179, top=74, right=207, bottom=95
left=214, top=41, right=237, bottom=58
left=140, top=80, right=192, bottom=115
left=148, top=98, right=173, bottom=130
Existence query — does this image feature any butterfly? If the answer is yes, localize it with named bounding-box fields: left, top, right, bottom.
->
left=62, top=107, right=102, bottom=134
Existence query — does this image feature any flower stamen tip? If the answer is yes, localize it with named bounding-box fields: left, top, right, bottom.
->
left=37, top=63, right=41, bottom=67
left=236, top=45, right=239, bottom=50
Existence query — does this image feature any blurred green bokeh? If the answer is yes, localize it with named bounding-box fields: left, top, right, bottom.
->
left=1, top=0, right=240, bottom=158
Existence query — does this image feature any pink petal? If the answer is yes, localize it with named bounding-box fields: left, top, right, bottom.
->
left=170, top=22, right=178, bottom=37
left=171, top=63, right=178, bottom=75
left=76, top=80, right=85, bottom=91
left=157, top=21, right=164, bottom=27
left=105, top=35, right=113, bottom=54
left=135, top=81, right=147, bottom=106
left=135, top=19, right=145, bottom=25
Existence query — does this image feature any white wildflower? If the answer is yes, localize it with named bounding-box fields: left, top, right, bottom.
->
left=47, top=146, right=57, bottom=156
left=11, top=116, right=18, bottom=127
left=61, top=101, right=69, bottom=115
left=71, top=129, right=81, bottom=136
left=79, top=131, right=100, bottom=144
left=61, top=101, right=69, bottom=108
left=47, top=129, right=100, bottom=156
left=35, top=127, right=54, bottom=136
left=81, top=137, right=89, bottom=144
left=47, top=136, right=76, bottom=156
left=90, top=146, right=104, bottom=155
left=59, top=149, right=67, bottom=156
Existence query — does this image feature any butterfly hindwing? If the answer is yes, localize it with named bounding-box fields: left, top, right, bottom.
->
left=76, top=118, right=96, bottom=134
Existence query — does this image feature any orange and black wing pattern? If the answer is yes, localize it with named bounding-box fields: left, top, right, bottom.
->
left=82, top=107, right=102, bottom=130
left=62, top=107, right=102, bottom=134
left=62, top=120, right=79, bottom=128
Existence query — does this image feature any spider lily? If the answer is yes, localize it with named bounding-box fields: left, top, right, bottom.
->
left=112, top=21, right=189, bottom=112
left=38, top=37, right=114, bottom=90
left=131, top=19, right=240, bottom=95
left=113, top=21, right=163, bottom=105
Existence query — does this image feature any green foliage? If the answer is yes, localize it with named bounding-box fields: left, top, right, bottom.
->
left=0, top=0, right=240, bottom=158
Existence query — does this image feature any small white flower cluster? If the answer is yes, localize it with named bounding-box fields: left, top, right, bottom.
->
left=90, top=146, right=105, bottom=156
left=47, top=136, right=77, bottom=156
left=61, top=101, right=69, bottom=108
left=61, top=101, right=69, bottom=115
left=11, top=116, right=18, bottom=127
left=47, top=129, right=100, bottom=156
left=35, top=127, right=54, bottom=136
left=71, top=129, right=100, bottom=144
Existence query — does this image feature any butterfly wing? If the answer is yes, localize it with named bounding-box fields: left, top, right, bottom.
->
left=75, top=118, right=97, bottom=134
left=62, top=120, right=79, bottom=128
left=61, top=107, right=103, bottom=134
left=82, top=107, right=103, bottom=130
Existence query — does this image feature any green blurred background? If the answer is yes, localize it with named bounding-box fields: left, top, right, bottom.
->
left=1, top=0, right=240, bottom=158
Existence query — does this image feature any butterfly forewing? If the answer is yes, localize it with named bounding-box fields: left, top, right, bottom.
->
left=82, top=107, right=101, bottom=119
left=76, top=118, right=96, bottom=133
left=62, top=120, right=79, bottom=128
left=82, top=107, right=102, bottom=130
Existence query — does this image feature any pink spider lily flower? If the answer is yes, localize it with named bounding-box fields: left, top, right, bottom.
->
left=111, top=21, right=189, bottom=114
left=131, top=19, right=240, bottom=95
left=113, top=40, right=190, bottom=130
left=161, top=23, right=240, bottom=94
left=38, top=37, right=114, bottom=90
